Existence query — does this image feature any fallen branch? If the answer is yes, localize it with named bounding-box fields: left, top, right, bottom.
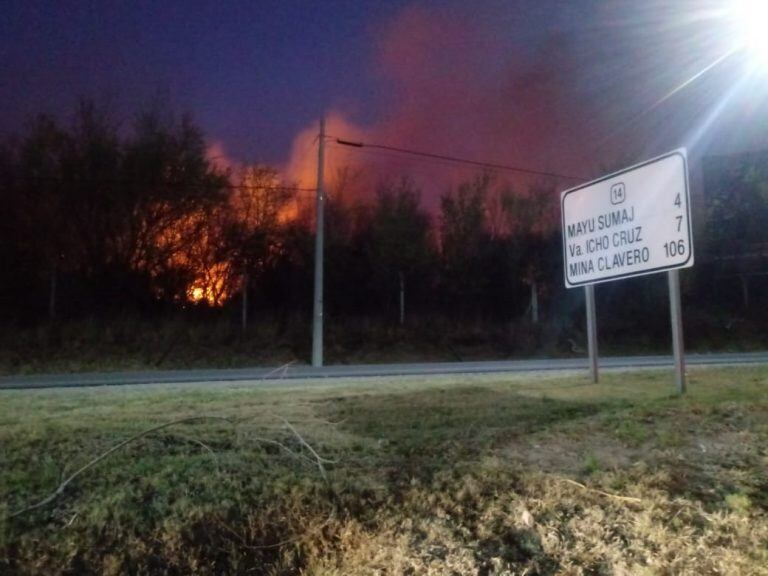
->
left=278, top=417, right=336, bottom=481
left=176, top=433, right=222, bottom=475
left=247, top=434, right=322, bottom=467
left=555, top=477, right=643, bottom=504
left=8, top=414, right=337, bottom=522
left=232, top=413, right=337, bottom=469
left=8, top=415, right=234, bottom=519
left=260, top=360, right=297, bottom=381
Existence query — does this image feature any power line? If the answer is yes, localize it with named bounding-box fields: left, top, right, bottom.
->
left=329, top=141, right=492, bottom=172
left=334, top=138, right=587, bottom=182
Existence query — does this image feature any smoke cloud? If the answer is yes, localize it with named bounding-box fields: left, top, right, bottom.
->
left=284, top=1, right=768, bottom=214
left=283, top=3, right=607, bottom=213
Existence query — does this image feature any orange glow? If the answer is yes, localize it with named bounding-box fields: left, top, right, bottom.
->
left=189, top=286, right=204, bottom=302
left=283, top=111, right=369, bottom=191
left=145, top=204, right=236, bottom=307
left=231, top=165, right=298, bottom=230
left=145, top=164, right=300, bottom=307
left=277, top=200, right=299, bottom=223
left=185, top=261, right=233, bottom=306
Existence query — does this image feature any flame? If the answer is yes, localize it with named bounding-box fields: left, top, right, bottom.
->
left=181, top=0, right=576, bottom=307
left=138, top=198, right=234, bottom=307
left=147, top=164, right=301, bottom=307
left=185, top=261, right=233, bottom=306
left=189, top=286, right=204, bottom=302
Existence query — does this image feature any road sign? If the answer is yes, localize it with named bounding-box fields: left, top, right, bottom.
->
left=561, top=149, right=693, bottom=288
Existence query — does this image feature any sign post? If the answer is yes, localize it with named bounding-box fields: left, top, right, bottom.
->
left=585, top=284, right=598, bottom=383
left=561, top=149, right=693, bottom=393
left=668, top=269, right=686, bottom=394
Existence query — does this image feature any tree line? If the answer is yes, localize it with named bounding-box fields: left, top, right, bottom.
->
left=1, top=102, right=766, bottom=353
left=0, top=102, right=568, bottom=328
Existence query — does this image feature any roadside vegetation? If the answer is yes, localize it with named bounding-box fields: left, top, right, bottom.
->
left=2, top=101, right=768, bottom=376
left=3, top=310, right=768, bottom=376
left=2, top=366, right=767, bottom=574
left=0, top=315, right=609, bottom=375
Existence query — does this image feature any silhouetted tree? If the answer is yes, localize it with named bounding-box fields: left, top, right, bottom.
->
left=366, top=178, right=434, bottom=324
left=701, top=151, right=768, bottom=312
left=120, top=106, right=229, bottom=304
left=0, top=100, right=230, bottom=317
left=500, top=181, right=560, bottom=322
left=224, top=165, right=294, bottom=324
left=1, top=115, right=77, bottom=319
left=324, top=167, right=373, bottom=317
left=439, top=173, right=494, bottom=317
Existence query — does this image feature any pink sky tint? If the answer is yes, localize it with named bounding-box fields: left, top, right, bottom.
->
left=284, top=3, right=606, bottom=215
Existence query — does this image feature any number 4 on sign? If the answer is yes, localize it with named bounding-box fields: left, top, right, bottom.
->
left=674, top=193, right=681, bottom=208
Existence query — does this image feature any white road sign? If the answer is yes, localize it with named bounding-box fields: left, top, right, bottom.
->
left=561, top=149, right=693, bottom=288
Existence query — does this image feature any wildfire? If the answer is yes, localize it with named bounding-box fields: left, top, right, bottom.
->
left=185, top=261, right=233, bottom=306
left=189, top=286, right=205, bottom=302
left=149, top=163, right=300, bottom=307
left=147, top=203, right=236, bottom=307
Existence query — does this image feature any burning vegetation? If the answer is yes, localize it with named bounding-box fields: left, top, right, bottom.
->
left=157, top=165, right=298, bottom=307
left=0, top=98, right=562, bottom=319
left=0, top=103, right=311, bottom=312
left=2, top=98, right=767, bottom=350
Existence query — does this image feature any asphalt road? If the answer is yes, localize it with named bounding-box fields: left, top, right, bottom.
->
left=1, top=352, right=767, bottom=390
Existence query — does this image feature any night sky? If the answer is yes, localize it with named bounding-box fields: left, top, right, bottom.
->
left=3, top=1, right=768, bottom=194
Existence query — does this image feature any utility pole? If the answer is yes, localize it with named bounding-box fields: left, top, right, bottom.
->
left=311, top=117, right=326, bottom=367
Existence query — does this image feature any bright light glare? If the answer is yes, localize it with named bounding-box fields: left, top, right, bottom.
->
left=731, top=0, right=768, bottom=69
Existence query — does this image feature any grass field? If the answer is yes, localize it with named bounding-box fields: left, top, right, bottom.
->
left=1, top=367, right=767, bottom=574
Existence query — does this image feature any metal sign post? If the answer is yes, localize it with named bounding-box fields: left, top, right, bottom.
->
left=561, top=149, right=693, bottom=393
left=585, top=284, right=598, bottom=383
left=668, top=269, right=686, bottom=394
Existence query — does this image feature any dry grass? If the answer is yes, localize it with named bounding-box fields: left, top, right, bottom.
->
left=1, top=366, right=767, bottom=574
